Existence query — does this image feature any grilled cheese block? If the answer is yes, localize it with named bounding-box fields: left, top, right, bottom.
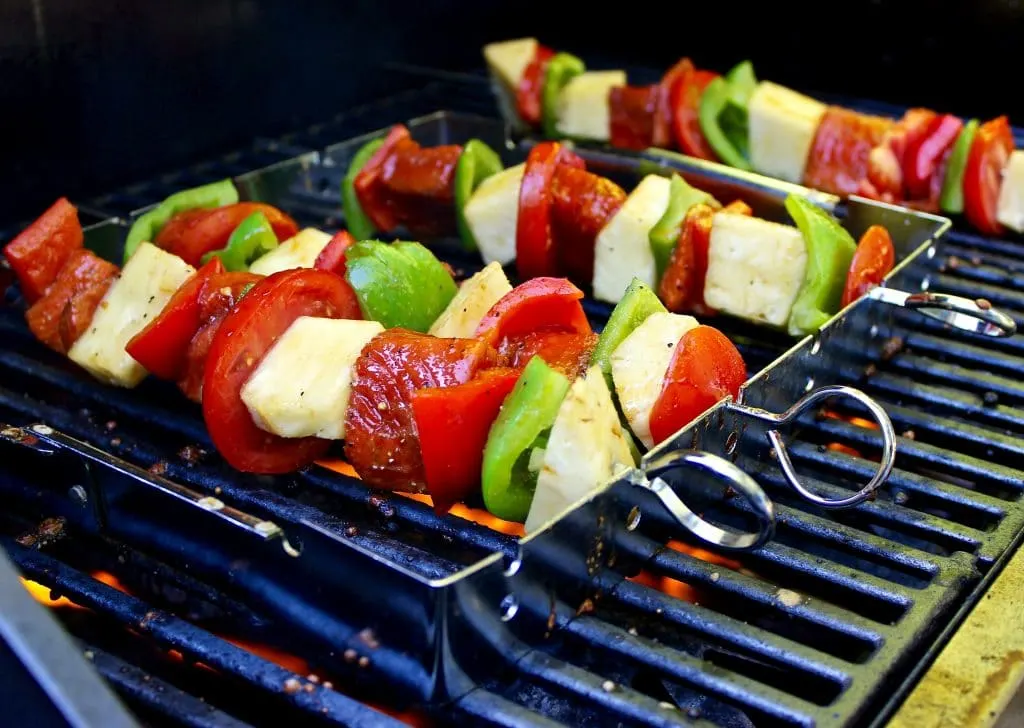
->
left=429, top=262, right=512, bottom=338
left=555, top=70, right=627, bottom=142
left=997, top=150, right=1024, bottom=233
left=748, top=82, right=827, bottom=184
left=249, top=228, right=333, bottom=276
left=463, top=163, right=525, bottom=266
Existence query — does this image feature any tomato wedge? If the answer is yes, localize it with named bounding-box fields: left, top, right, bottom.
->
left=668, top=60, right=720, bottom=161
left=649, top=325, right=747, bottom=446
left=964, top=116, right=1015, bottom=236
left=549, top=165, right=627, bottom=284
left=313, top=230, right=357, bottom=277
left=841, top=225, right=895, bottom=307
left=609, top=85, right=659, bottom=151
left=475, top=277, right=591, bottom=349
left=344, top=329, right=497, bottom=491
left=497, top=329, right=598, bottom=379
left=353, top=125, right=413, bottom=233
left=516, top=45, right=555, bottom=125
left=202, top=269, right=362, bottom=473
left=4, top=197, right=84, bottom=303
left=125, top=258, right=226, bottom=380
left=411, top=367, right=521, bottom=514
left=25, top=249, right=117, bottom=354
left=804, top=107, right=895, bottom=197
left=903, top=114, right=963, bottom=200
left=516, top=142, right=586, bottom=280
left=154, top=203, right=299, bottom=267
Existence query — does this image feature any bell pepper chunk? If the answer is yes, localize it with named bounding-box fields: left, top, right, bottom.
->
left=541, top=52, right=586, bottom=139
left=342, top=137, right=385, bottom=241
left=454, top=139, right=505, bottom=252
left=939, top=119, right=979, bottom=214
left=481, top=356, right=570, bottom=522
left=4, top=197, right=84, bottom=303
left=517, top=44, right=555, bottom=126
left=153, top=203, right=298, bottom=268
left=498, top=329, right=598, bottom=380
left=475, top=277, right=591, bottom=349
left=412, top=367, right=521, bottom=515
left=313, top=230, right=357, bottom=277
left=784, top=195, right=858, bottom=337
left=124, top=179, right=239, bottom=263
left=591, top=278, right=666, bottom=388
left=201, top=211, right=278, bottom=271
left=698, top=76, right=753, bottom=171
left=517, top=141, right=586, bottom=280
left=648, top=174, right=720, bottom=284
left=352, top=125, right=412, bottom=235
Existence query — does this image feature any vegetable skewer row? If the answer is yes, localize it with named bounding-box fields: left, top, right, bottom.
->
left=4, top=199, right=749, bottom=532
left=484, top=38, right=1024, bottom=238
left=340, top=124, right=898, bottom=338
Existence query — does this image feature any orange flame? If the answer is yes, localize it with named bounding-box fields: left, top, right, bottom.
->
left=20, top=578, right=86, bottom=610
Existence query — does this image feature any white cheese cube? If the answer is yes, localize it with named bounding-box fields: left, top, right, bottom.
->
left=525, top=365, right=635, bottom=533
left=240, top=317, right=383, bottom=440
left=748, top=82, right=827, bottom=184
left=248, top=228, right=332, bottom=276
left=997, top=150, right=1024, bottom=233
left=592, top=174, right=671, bottom=304
left=555, top=70, right=627, bottom=142
left=704, top=212, right=808, bottom=328
left=463, top=163, right=524, bottom=266
left=68, top=242, right=194, bottom=387
left=483, top=38, right=538, bottom=91
left=610, top=311, right=699, bottom=448
left=428, top=262, right=512, bottom=338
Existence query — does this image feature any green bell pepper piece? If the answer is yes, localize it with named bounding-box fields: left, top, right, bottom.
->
left=648, top=175, right=719, bottom=283
left=940, top=118, right=979, bottom=215
left=200, top=211, right=278, bottom=271
left=541, top=52, right=586, bottom=139
left=454, top=139, right=504, bottom=252
left=344, top=240, right=457, bottom=332
left=482, top=356, right=571, bottom=522
left=784, top=195, right=858, bottom=337
left=724, top=61, right=757, bottom=112
left=591, top=278, right=667, bottom=390
left=342, top=137, right=385, bottom=241
left=124, top=179, right=239, bottom=263
left=698, top=61, right=758, bottom=171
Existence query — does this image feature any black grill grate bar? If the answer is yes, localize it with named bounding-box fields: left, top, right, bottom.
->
left=890, top=309, right=1024, bottom=358
left=942, top=228, right=1024, bottom=261
left=84, top=644, right=252, bottom=728
left=7, top=543, right=406, bottom=728
left=453, top=690, right=572, bottom=728
left=895, top=330, right=1024, bottom=381
left=927, top=274, right=1024, bottom=318
left=937, top=256, right=1024, bottom=288
left=885, top=352, right=1024, bottom=404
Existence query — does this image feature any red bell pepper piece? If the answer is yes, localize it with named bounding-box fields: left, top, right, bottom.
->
left=903, top=113, right=963, bottom=200
left=667, top=60, right=720, bottom=161
left=649, top=325, right=747, bottom=446
left=353, top=125, right=412, bottom=233
left=125, top=257, right=226, bottom=381
left=516, top=45, right=555, bottom=126
left=964, top=116, right=1014, bottom=237
left=497, top=329, right=598, bottom=380
left=411, top=366, right=521, bottom=514
left=516, top=142, right=585, bottom=280
left=549, top=165, right=627, bottom=285
left=154, top=203, right=299, bottom=267
left=4, top=198, right=84, bottom=303
left=380, top=140, right=463, bottom=238
left=313, top=230, right=357, bottom=276
left=475, top=277, right=591, bottom=349
left=609, top=85, right=659, bottom=151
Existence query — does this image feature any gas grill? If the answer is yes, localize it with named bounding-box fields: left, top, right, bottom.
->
left=4, top=79, right=1024, bottom=728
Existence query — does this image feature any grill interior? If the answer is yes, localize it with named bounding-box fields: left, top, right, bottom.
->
left=3, top=78, right=1024, bottom=728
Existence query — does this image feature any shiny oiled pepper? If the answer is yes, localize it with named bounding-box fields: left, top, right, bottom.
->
left=342, top=137, right=386, bottom=241
left=697, top=61, right=757, bottom=171
left=124, top=179, right=239, bottom=263
left=648, top=174, right=719, bottom=283
left=785, top=195, right=857, bottom=337
left=201, top=211, right=278, bottom=271
left=454, top=139, right=504, bottom=252
left=939, top=118, right=979, bottom=214
left=541, top=52, right=586, bottom=139
left=591, top=277, right=666, bottom=388
left=481, top=356, right=570, bottom=522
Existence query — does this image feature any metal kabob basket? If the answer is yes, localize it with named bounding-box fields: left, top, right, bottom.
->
left=0, top=111, right=1015, bottom=712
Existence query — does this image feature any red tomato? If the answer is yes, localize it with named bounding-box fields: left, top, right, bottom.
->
left=497, top=329, right=598, bottom=379
left=549, top=165, right=627, bottom=284
left=380, top=140, right=462, bottom=237
left=649, top=325, right=747, bottom=446
left=353, top=124, right=412, bottom=232
left=653, top=61, right=688, bottom=149
left=314, top=230, right=357, bottom=276
left=125, top=258, right=226, bottom=380
left=516, top=142, right=585, bottom=280
left=516, top=45, right=555, bottom=126
left=668, top=60, right=720, bottom=161
left=964, top=116, right=1015, bottom=236
left=903, top=113, right=962, bottom=200
left=4, top=198, right=84, bottom=303
left=344, top=329, right=497, bottom=491
left=411, top=367, right=520, bottom=514
left=178, top=271, right=263, bottom=402
left=841, top=225, right=896, bottom=307
left=475, top=277, right=591, bottom=349
left=25, top=249, right=117, bottom=354
left=202, top=269, right=361, bottom=473
left=154, top=203, right=299, bottom=267
left=609, top=85, right=659, bottom=151
left=804, top=107, right=895, bottom=196
left=658, top=203, right=716, bottom=315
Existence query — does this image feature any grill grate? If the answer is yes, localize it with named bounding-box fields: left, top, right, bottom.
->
left=3, top=80, right=1024, bottom=728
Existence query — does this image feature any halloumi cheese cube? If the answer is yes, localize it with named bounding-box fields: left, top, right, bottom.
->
left=525, top=365, right=635, bottom=533
left=484, top=38, right=538, bottom=92
left=68, top=242, right=194, bottom=387
left=463, top=163, right=525, bottom=266
left=555, top=70, right=627, bottom=142
left=429, top=261, right=512, bottom=338
left=592, top=174, right=671, bottom=304
left=248, top=228, right=333, bottom=276
left=610, top=311, right=699, bottom=448
left=997, top=150, right=1024, bottom=233
left=240, top=317, right=383, bottom=440
left=748, top=82, right=827, bottom=184
left=704, top=212, right=808, bottom=328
